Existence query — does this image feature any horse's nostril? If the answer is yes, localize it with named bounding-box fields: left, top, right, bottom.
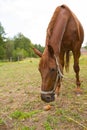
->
left=46, top=95, right=51, bottom=100
left=41, top=94, right=55, bottom=103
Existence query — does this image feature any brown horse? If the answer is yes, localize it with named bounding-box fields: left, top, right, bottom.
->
left=33, top=4, right=84, bottom=102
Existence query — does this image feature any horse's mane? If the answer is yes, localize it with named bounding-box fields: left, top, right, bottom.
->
left=46, top=6, right=61, bottom=45
left=46, top=4, right=80, bottom=45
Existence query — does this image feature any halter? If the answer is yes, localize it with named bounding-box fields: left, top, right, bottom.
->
left=41, top=55, right=64, bottom=95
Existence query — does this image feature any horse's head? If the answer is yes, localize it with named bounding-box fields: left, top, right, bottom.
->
left=33, top=45, right=63, bottom=102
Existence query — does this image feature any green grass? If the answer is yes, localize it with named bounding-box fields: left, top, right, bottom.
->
left=10, top=110, right=41, bottom=120
left=0, top=118, right=5, bottom=125
left=21, top=126, right=36, bottom=130
left=44, top=121, right=52, bottom=130
left=0, top=56, right=87, bottom=130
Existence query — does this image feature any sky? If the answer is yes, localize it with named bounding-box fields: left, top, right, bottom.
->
left=0, top=0, right=87, bottom=46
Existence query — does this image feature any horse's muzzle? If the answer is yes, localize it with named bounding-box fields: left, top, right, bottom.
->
left=41, top=93, right=55, bottom=103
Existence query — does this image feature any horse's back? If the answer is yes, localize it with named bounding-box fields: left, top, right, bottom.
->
left=61, top=5, right=84, bottom=51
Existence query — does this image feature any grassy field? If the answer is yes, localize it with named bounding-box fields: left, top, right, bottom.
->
left=0, top=56, right=87, bottom=130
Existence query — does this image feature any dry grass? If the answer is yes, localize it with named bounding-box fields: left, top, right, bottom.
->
left=0, top=56, right=87, bottom=130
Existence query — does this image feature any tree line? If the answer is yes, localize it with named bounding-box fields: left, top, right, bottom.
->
left=0, top=22, right=44, bottom=61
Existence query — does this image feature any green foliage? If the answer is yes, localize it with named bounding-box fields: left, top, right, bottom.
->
left=0, top=22, right=44, bottom=61
left=0, top=46, right=5, bottom=59
left=0, top=22, right=5, bottom=36
left=0, top=22, right=6, bottom=60
left=12, top=48, right=28, bottom=61
left=13, top=33, right=34, bottom=59
left=0, top=22, right=5, bottom=45
left=5, top=39, right=14, bottom=60
left=14, top=33, right=32, bottom=50
left=34, top=44, right=44, bottom=53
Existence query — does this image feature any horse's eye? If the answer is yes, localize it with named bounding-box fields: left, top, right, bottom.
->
left=50, top=68, right=56, bottom=72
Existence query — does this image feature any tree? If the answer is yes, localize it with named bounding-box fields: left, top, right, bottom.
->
left=0, top=22, right=6, bottom=45
left=5, top=39, right=14, bottom=61
left=0, top=46, right=5, bottom=59
left=13, top=33, right=34, bottom=57
left=12, top=48, right=28, bottom=61
left=0, top=22, right=6, bottom=60
left=0, top=23, right=45, bottom=60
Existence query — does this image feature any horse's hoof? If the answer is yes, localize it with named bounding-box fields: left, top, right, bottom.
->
left=74, top=88, right=83, bottom=95
left=77, top=93, right=81, bottom=96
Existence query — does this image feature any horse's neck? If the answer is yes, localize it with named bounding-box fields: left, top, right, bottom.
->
left=48, top=8, right=70, bottom=55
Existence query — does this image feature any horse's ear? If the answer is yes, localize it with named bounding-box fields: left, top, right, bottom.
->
left=33, top=48, right=42, bottom=57
left=48, top=45, right=54, bottom=57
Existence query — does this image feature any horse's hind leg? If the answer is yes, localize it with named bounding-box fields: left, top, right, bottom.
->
left=73, top=51, right=82, bottom=94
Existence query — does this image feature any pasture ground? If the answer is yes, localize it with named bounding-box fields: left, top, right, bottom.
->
left=0, top=56, right=87, bottom=130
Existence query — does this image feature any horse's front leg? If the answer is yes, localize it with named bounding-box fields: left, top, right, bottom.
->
left=55, top=52, right=64, bottom=96
left=55, top=79, right=62, bottom=96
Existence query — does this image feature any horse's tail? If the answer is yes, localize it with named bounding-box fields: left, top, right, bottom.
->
left=65, top=50, right=70, bottom=72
